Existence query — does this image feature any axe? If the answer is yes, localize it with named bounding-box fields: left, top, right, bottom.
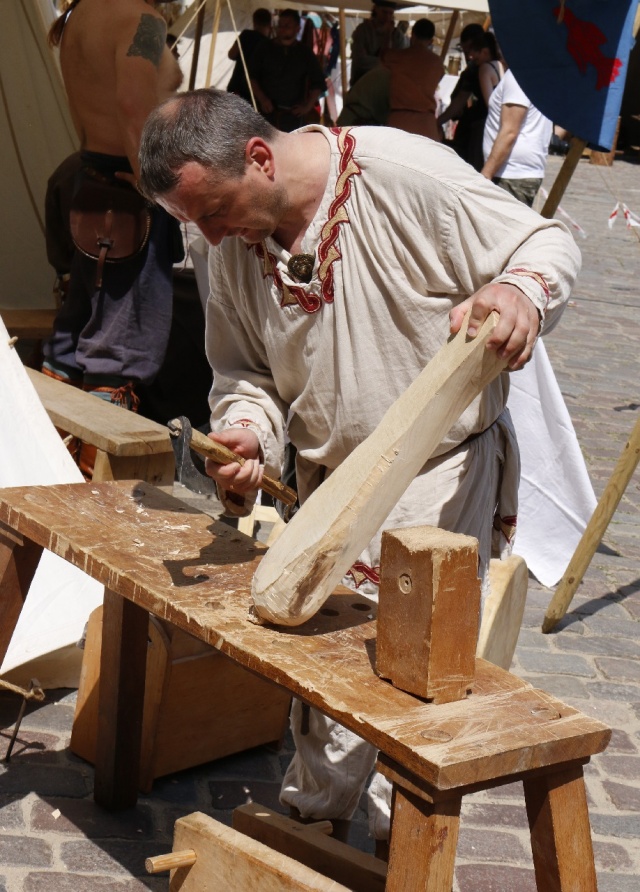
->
left=167, top=416, right=297, bottom=510
left=251, top=313, right=508, bottom=626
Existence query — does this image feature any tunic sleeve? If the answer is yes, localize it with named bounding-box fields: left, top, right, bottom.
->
left=206, top=247, right=288, bottom=481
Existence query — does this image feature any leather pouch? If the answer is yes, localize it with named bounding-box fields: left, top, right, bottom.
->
left=70, top=176, right=152, bottom=288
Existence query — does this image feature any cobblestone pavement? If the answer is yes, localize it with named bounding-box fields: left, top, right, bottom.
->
left=1, top=153, right=639, bottom=891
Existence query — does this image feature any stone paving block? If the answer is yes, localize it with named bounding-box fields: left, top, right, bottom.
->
left=590, top=812, right=640, bottom=839
left=596, top=656, right=640, bottom=682
left=519, top=674, right=590, bottom=701
left=593, top=839, right=634, bottom=871
left=585, top=681, right=640, bottom=702
left=456, top=827, right=528, bottom=863
left=24, top=873, right=137, bottom=892
left=582, top=614, right=640, bottom=639
left=60, top=839, right=166, bottom=876
left=455, top=863, right=537, bottom=891
left=607, top=728, right=639, bottom=754
left=603, top=780, right=640, bottom=811
left=0, top=876, right=5, bottom=892
left=461, top=802, right=529, bottom=832
left=30, top=797, right=155, bottom=838
left=0, top=763, right=89, bottom=798
left=598, top=875, right=640, bottom=892
left=516, top=649, right=595, bottom=677
left=0, top=835, right=52, bottom=867
left=557, top=633, right=640, bottom=659
left=0, top=796, right=26, bottom=831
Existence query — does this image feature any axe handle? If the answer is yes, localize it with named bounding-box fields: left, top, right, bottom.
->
left=187, top=426, right=297, bottom=508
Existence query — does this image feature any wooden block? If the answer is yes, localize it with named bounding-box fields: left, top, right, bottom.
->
left=169, top=811, right=352, bottom=891
left=0, top=533, right=43, bottom=665
left=71, top=605, right=291, bottom=792
left=232, top=803, right=386, bottom=892
left=477, top=555, right=528, bottom=670
left=376, top=526, right=480, bottom=703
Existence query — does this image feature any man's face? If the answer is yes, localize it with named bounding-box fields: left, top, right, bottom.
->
left=157, top=160, right=286, bottom=247
left=276, top=15, right=299, bottom=45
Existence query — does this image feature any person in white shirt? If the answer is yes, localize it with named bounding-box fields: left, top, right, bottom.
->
left=482, top=68, right=553, bottom=207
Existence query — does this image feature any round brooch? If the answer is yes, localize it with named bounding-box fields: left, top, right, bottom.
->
left=287, top=253, right=315, bottom=284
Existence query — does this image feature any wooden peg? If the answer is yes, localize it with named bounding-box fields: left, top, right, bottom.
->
left=145, top=848, right=197, bottom=874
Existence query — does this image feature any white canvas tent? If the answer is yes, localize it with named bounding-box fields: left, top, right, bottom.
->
left=0, top=0, right=78, bottom=311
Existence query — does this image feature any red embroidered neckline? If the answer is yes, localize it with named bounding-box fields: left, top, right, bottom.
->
left=252, top=127, right=361, bottom=314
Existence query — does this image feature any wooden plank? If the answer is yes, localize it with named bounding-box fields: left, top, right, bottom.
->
left=477, top=555, right=528, bottom=669
left=94, top=588, right=149, bottom=809
left=524, top=763, right=598, bottom=891
left=25, top=367, right=174, bottom=458
left=252, top=313, right=507, bottom=627
left=170, top=811, right=352, bottom=891
left=0, top=481, right=611, bottom=794
left=0, top=529, right=43, bottom=665
left=376, top=527, right=480, bottom=702
left=232, top=803, right=386, bottom=892
left=92, top=450, right=175, bottom=488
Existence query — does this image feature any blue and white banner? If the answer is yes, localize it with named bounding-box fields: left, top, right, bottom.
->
left=489, top=0, right=639, bottom=150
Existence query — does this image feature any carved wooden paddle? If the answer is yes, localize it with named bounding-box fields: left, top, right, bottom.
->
left=252, top=312, right=508, bottom=626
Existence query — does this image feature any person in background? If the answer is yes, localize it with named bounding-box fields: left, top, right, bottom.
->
left=466, top=30, right=504, bottom=106
left=226, top=8, right=272, bottom=105
left=438, top=22, right=487, bottom=170
left=349, top=0, right=408, bottom=87
left=250, top=9, right=326, bottom=132
left=482, top=66, right=553, bottom=207
left=383, top=18, right=444, bottom=140
left=43, top=0, right=183, bottom=423
left=336, top=66, right=391, bottom=126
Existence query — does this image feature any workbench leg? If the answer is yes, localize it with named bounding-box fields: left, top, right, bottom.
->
left=0, top=530, right=43, bottom=665
left=524, top=763, right=598, bottom=891
left=94, top=587, right=149, bottom=809
left=386, top=784, right=461, bottom=892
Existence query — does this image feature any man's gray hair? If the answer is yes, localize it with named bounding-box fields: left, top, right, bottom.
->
left=139, top=88, right=277, bottom=198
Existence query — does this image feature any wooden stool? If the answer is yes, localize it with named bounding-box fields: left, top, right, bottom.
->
left=25, top=367, right=175, bottom=487
left=0, top=481, right=610, bottom=889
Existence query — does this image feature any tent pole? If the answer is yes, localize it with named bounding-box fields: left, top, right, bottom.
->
left=189, top=1, right=206, bottom=90
left=540, top=136, right=587, bottom=219
left=339, top=8, right=348, bottom=99
left=440, top=10, right=459, bottom=60
left=205, top=0, right=223, bottom=88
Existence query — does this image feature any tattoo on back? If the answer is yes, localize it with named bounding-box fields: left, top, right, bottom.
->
left=127, top=14, right=165, bottom=67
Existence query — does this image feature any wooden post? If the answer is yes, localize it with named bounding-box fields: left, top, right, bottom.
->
left=188, top=1, right=206, bottom=90
left=376, top=526, right=480, bottom=702
left=94, top=588, right=149, bottom=810
left=543, top=413, right=640, bottom=632
left=0, top=528, right=42, bottom=665
left=205, top=0, right=223, bottom=88
left=439, top=10, right=459, bottom=61
left=339, top=8, right=348, bottom=99
left=540, top=136, right=588, bottom=219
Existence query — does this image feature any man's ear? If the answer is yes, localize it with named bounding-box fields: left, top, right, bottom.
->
left=245, top=137, right=275, bottom=178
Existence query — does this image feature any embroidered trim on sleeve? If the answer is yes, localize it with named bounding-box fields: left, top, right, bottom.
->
left=504, top=268, right=551, bottom=307
left=346, top=560, right=381, bottom=589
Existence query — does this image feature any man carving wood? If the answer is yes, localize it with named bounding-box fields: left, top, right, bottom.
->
left=138, top=90, right=581, bottom=847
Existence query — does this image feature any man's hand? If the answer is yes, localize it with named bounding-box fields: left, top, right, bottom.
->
left=449, top=283, right=540, bottom=371
left=204, top=428, right=263, bottom=495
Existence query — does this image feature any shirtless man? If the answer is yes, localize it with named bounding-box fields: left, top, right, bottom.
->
left=43, top=0, right=184, bottom=422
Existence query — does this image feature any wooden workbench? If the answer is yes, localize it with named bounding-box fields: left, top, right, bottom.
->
left=0, top=480, right=611, bottom=890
